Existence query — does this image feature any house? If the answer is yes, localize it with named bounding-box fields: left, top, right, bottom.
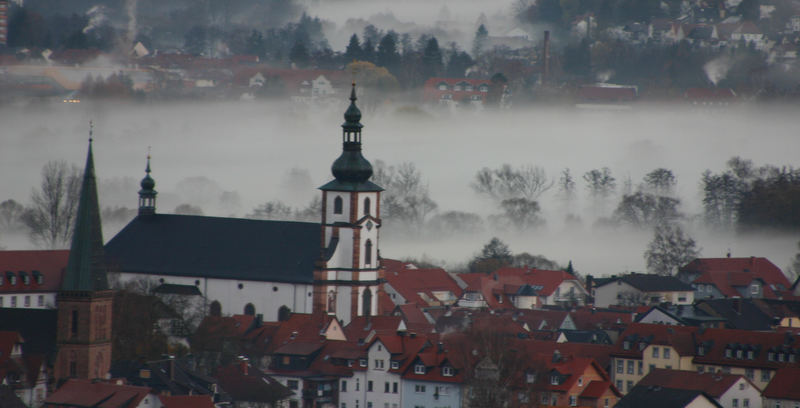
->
left=593, top=273, right=695, bottom=308
left=761, top=367, right=800, bottom=408
left=616, top=386, right=724, bottom=408
left=215, top=359, right=294, bottom=408
left=401, top=341, right=463, bottom=408
left=382, top=259, right=463, bottom=309
left=610, top=323, right=698, bottom=394
left=534, top=355, right=621, bottom=408
left=0, top=250, right=69, bottom=310
left=422, top=77, right=492, bottom=108
left=730, top=22, right=766, bottom=50
left=0, top=331, right=47, bottom=408
left=44, top=379, right=155, bottom=408
left=458, top=267, right=589, bottom=310
left=678, top=257, right=794, bottom=300
left=105, top=85, right=383, bottom=325
left=635, top=304, right=727, bottom=328
left=638, top=369, right=762, bottom=408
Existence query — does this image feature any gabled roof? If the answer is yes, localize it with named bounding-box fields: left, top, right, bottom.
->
left=692, top=328, right=800, bottom=369
left=762, top=367, right=800, bottom=401
left=612, top=323, right=697, bottom=358
left=344, top=315, right=404, bottom=341
left=696, top=299, right=773, bottom=330
left=383, top=260, right=463, bottom=308
left=45, top=379, right=152, bottom=408
left=105, top=214, right=320, bottom=284
left=580, top=380, right=620, bottom=399
left=682, top=257, right=792, bottom=299
left=638, top=369, right=746, bottom=398
left=598, top=273, right=693, bottom=292
left=616, top=386, right=723, bottom=408
left=0, top=250, right=68, bottom=293
left=215, top=362, right=293, bottom=403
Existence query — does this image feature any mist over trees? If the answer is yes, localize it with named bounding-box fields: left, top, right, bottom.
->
left=644, top=223, right=700, bottom=276
left=22, top=161, right=82, bottom=249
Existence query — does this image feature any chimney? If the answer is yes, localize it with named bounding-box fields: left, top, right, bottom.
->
left=239, top=356, right=249, bottom=376
left=167, top=355, right=175, bottom=381
left=543, top=30, right=550, bottom=84
left=437, top=342, right=445, bottom=354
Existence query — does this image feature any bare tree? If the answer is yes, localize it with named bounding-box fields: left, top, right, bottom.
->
left=583, top=167, right=616, bottom=216
left=22, top=161, right=81, bottom=249
left=644, top=223, right=700, bottom=276
left=472, top=164, right=553, bottom=201
left=373, top=161, right=437, bottom=231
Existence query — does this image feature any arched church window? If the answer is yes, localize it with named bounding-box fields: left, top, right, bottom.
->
left=244, top=303, right=255, bottom=316
left=362, top=288, right=372, bottom=316
left=364, top=197, right=371, bottom=215
left=328, top=290, right=337, bottom=313
left=278, top=305, right=291, bottom=321
left=209, top=301, right=221, bottom=317
left=334, top=196, right=343, bottom=214
left=365, top=239, right=373, bottom=265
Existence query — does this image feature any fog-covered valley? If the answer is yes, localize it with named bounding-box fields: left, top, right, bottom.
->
left=2, top=100, right=799, bottom=277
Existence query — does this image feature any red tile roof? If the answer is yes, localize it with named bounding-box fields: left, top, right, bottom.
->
left=683, top=257, right=792, bottom=299
left=215, top=362, right=293, bottom=403
left=581, top=380, right=619, bottom=399
left=0, top=250, right=69, bottom=293
left=158, top=395, right=215, bottom=408
left=45, top=379, right=151, bottom=408
left=693, top=328, right=800, bottom=369
left=612, top=323, right=698, bottom=358
left=637, top=369, right=745, bottom=397
left=383, top=260, right=463, bottom=307
left=762, top=367, right=800, bottom=401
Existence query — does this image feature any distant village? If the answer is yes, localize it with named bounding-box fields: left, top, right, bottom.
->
left=1, top=81, right=800, bottom=408
left=1, top=0, right=800, bottom=107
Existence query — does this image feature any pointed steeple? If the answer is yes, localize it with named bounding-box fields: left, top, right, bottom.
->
left=138, top=149, right=157, bottom=216
left=62, top=132, right=108, bottom=292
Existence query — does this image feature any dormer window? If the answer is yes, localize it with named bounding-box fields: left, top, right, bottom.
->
left=20, top=272, right=29, bottom=285
left=33, top=271, right=42, bottom=284
left=438, top=83, right=448, bottom=91
left=639, top=342, right=646, bottom=351
left=454, top=84, right=462, bottom=91
left=736, top=350, right=743, bottom=359
left=725, top=348, right=732, bottom=358
left=768, top=352, right=774, bottom=361
left=623, top=341, right=630, bottom=350
left=479, top=85, right=489, bottom=92
left=360, top=359, right=367, bottom=367
left=391, top=361, right=399, bottom=369
left=526, top=372, right=536, bottom=383
left=698, top=346, right=705, bottom=356
left=550, top=375, right=560, bottom=385
left=442, top=366, right=454, bottom=376
left=414, top=364, right=426, bottom=374
left=746, top=350, right=754, bottom=360
left=465, top=85, right=473, bottom=91
left=778, top=353, right=785, bottom=362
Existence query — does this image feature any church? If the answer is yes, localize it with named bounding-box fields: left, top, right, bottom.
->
left=105, top=84, right=384, bottom=325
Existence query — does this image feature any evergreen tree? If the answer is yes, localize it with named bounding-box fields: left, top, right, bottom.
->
left=289, top=40, right=311, bottom=68
left=376, top=32, right=400, bottom=72
left=421, top=37, right=443, bottom=80
left=345, top=33, right=363, bottom=62
left=472, top=24, right=489, bottom=58
left=361, top=38, right=376, bottom=63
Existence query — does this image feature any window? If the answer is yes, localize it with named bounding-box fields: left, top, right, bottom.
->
left=739, top=383, right=745, bottom=391
left=761, top=370, right=771, bottom=382
left=341, top=380, right=347, bottom=392
left=10, top=296, right=16, bottom=308
left=392, top=382, right=398, bottom=393
left=438, top=83, right=448, bottom=90
left=768, top=352, right=774, bottom=361
left=638, top=361, right=643, bottom=375
left=726, top=349, right=733, bottom=358
left=578, top=377, right=583, bottom=386
left=747, top=350, right=754, bottom=360
left=356, top=379, right=360, bottom=391
left=550, top=375, right=560, bottom=385
left=37, top=295, right=44, bottom=307
left=367, top=381, right=373, bottom=392
left=733, top=399, right=739, bottom=408
left=24, top=296, right=30, bottom=307
left=415, top=384, right=426, bottom=393
left=365, top=240, right=373, bottom=265
left=649, top=364, right=655, bottom=373
left=287, top=380, right=299, bottom=390
left=342, top=404, right=346, bottom=408
left=697, top=365, right=705, bottom=373
left=436, top=385, right=449, bottom=395
left=743, top=399, right=749, bottom=408
left=664, top=348, right=671, bottom=359
left=443, top=366, right=454, bottom=376
left=616, top=360, right=623, bottom=374
left=360, top=359, right=367, bottom=367
left=415, top=364, right=425, bottom=374
left=616, top=380, right=622, bottom=390
left=604, top=399, right=609, bottom=408
left=736, top=349, right=743, bottom=359
left=364, top=197, right=371, bottom=215
left=384, top=382, right=390, bottom=393
left=627, top=381, right=633, bottom=392
left=745, top=368, right=754, bottom=380
left=750, top=284, right=759, bottom=295
left=652, top=347, right=659, bottom=358
left=623, top=341, right=630, bottom=350
left=627, top=360, right=634, bottom=374
left=333, top=196, right=343, bottom=214
left=526, top=372, right=536, bottom=383
left=391, top=361, right=399, bottom=369
left=374, top=359, right=384, bottom=369
left=367, top=403, right=372, bottom=408
left=569, top=396, right=577, bottom=406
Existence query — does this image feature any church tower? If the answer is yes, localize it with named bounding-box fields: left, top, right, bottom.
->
left=314, top=84, right=384, bottom=325
left=138, top=153, right=157, bottom=216
left=55, top=136, right=112, bottom=383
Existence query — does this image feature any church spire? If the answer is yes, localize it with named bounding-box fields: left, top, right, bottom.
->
left=138, top=148, right=157, bottom=216
left=328, top=83, right=376, bottom=186
left=62, top=131, right=108, bottom=292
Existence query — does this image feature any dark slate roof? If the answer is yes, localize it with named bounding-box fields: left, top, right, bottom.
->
left=110, top=358, right=224, bottom=399
left=697, top=299, right=773, bottom=330
left=616, top=386, right=723, bottom=408
left=105, top=214, right=320, bottom=284
left=0, top=308, right=58, bottom=360
left=610, top=273, right=694, bottom=292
